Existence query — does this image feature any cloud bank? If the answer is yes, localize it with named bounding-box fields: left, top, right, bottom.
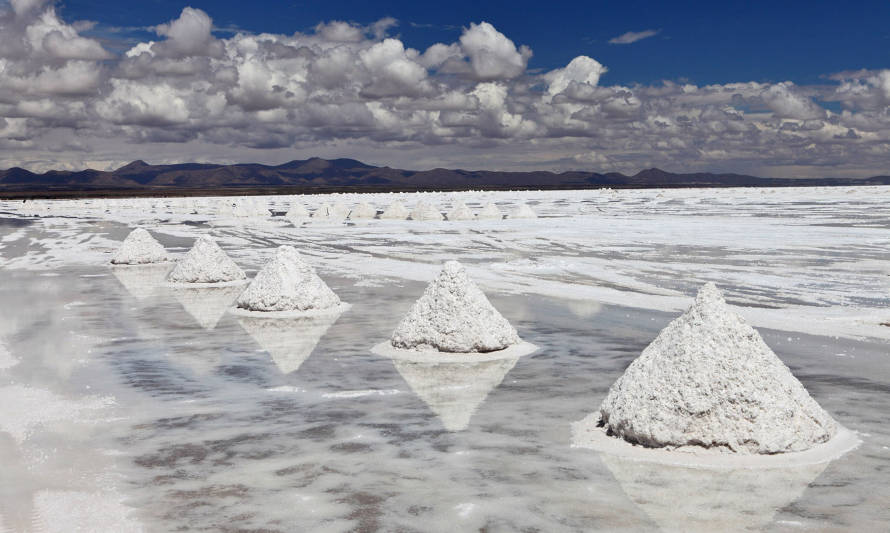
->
left=1, top=3, right=889, bottom=178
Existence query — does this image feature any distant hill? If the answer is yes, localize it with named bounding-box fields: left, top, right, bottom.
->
left=2, top=157, right=890, bottom=197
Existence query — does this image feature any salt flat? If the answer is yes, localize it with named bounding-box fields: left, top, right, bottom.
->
left=0, top=187, right=888, bottom=531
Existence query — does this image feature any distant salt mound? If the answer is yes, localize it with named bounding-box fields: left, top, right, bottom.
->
left=349, top=202, right=377, bottom=219
left=286, top=203, right=310, bottom=222
left=111, top=228, right=169, bottom=265
left=313, top=202, right=345, bottom=221
left=477, top=202, right=503, bottom=220
left=447, top=202, right=475, bottom=221
left=331, top=202, right=350, bottom=219
left=383, top=261, right=530, bottom=355
left=509, top=203, right=537, bottom=219
left=380, top=200, right=410, bottom=220
left=234, top=245, right=343, bottom=314
left=410, top=201, right=444, bottom=221
left=167, top=235, right=246, bottom=284
left=595, top=283, right=837, bottom=454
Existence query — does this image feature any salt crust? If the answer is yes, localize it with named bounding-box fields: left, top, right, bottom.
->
left=110, top=228, right=169, bottom=265
left=477, top=202, right=503, bottom=219
left=380, top=200, right=410, bottom=219
left=348, top=202, right=377, bottom=219
left=571, top=418, right=860, bottom=469
left=234, top=245, right=344, bottom=313
left=387, top=260, right=526, bottom=354
left=166, top=235, right=246, bottom=285
left=447, top=202, right=475, bottom=221
left=597, top=282, right=838, bottom=455
left=410, top=201, right=444, bottom=221
left=0, top=340, right=18, bottom=370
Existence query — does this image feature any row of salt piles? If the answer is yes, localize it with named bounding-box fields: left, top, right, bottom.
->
left=285, top=200, right=537, bottom=221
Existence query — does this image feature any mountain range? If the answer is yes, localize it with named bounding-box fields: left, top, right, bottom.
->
left=2, top=157, right=889, bottom=197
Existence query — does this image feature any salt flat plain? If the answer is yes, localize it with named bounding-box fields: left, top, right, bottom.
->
left=0, top=186, right=888, bottom=532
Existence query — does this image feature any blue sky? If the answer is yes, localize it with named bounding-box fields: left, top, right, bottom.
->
left=2, top=0, right=890, bottom=177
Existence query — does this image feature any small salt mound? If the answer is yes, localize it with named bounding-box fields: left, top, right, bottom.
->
left=509, top=203, right=537, bottom=219
left=348, top=202, right=377, bottom=219
left=286, top=203, right=310, bottom=221
left=390, top=261, right=521, bottom=353
left=597, top=282, right=837, bottom=454
left=331, top=202, right=350, bottom=219
left=410, top=201, right=444, bottom=221
left=380, top=200, right=410, bottom=220
left=235, top=245, right=341, bottom=313
left=111, top=228, right=169, bottom=265
left=313, top=202, right=344, bottom=220
left=476, top=202, right=503, bottom=220
left=166, top=235, right=246, bottom=284
left=447, top=202, right=475, bottom=221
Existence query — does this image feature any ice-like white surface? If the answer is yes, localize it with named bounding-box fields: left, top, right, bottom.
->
left=110, top=228, right=169, bottom=265
left=235, top=245, right=341, bottom=313
left=594, top=283, right=837, bottom=454
left=390, top=261, right=521, bottom=353
left=166, top=235, right=246, bottom=284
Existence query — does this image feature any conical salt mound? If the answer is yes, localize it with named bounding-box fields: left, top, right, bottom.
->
left=447, top=202, right=475, bottom=221
left=477, top=202, right=503, bottom=220
left=598, top=283, right=837, bottom=454
left=111, top=228, right=169, bottom=265
left=235, top=246, right=341, bottom=313
left=410, top=201, right=444, bottom=221
left=509, top=203, right=537, bottom=219
left=331, top=202, right=350, bottom=219
left=380, top=200, right=409, bottom=220
left=286, top=203, right=310, bottom=221
left=391, top=261, right=521, bottom=353
left=393, top=358, right=518, bottom=431
left=348, top=202, right=377, bottom=219
left=238, top=314, right=341, bottom=374
left=166, top=235, right=246, bottom=284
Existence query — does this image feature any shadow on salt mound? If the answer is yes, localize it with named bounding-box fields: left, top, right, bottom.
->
left=237, top=313, right=343, bottom=374
left=595, top=449, right=831, bottom=533
left=573, top=282, right=859, bottom=467
left=173, top=285, right=243, bottom=330
left=391, top=357, right=518, bottom=431
left=371, top=260, right=537, bottom=362
left=110, top=263, right=172, bottom=300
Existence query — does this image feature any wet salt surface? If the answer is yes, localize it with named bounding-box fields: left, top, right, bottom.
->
left=0, top=201, right=887, bottom=531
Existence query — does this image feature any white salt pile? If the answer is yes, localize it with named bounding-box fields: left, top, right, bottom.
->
left=348, top=202, right=377, bottom=219
left=313, top=202, right=345, bottom=221
left=477, top=202, right=503, bottom=219
left=374, top=260, right=535, bottom=357
left=447, top=202, right=475, bottom=221
left=166, top=235, right=246, bottom=284
left=509, top=203, right=537, bottom=219
left=233, top=245, right=344, bottom=315
left=586, top=283, right=838, bottom=455
left=285, top=203, right=310, bottom=222
left=111, top=228, right=169, bottom=265
left=410, top=201, right=444, bottom=221
left=331, top=202, right=350, bottom=219
left=380, top=200, right=410, bottom=220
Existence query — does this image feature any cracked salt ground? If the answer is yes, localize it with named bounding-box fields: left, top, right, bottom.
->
left=1, top=197, right=889, bottom=531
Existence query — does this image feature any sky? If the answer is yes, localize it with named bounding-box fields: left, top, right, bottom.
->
left=2, top=0, right=890, bottom=177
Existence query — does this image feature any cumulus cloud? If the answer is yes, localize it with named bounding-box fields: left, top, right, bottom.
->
left=609, top=29, right=659, bottom=45
left=3, top=2, right=890, bottom=177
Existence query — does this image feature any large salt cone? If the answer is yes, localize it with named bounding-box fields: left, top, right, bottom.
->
left=238, top=313, right=341, bottom=374
left=380, top=200, right=410, bottom=220
left=508, top=203, right=537, bottom=219
left=235, top=245, right=341, bottom=313
left=410, top=201, right=444, bottom=221
left=111, top=263, right=172, bottom=300
left=598, top=282, right=837, bottom=454
left=597, top=452, right=828, bottom=533
left=390, top=261, right=521, bottom=353
left=447, top=202, right=475, bottom=221
left=393, top=357, right=518, bottom=431
left=348, top=202, right=377, bottom=219
left=166, top=235, right=246, bottom=284
left=111, top=228, right=169, bottom=265
left=477, top=202, right=503, bottom=220
left=174, top=285, right=243, bottom=330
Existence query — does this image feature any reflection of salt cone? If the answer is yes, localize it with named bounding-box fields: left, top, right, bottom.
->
left=392, top=357, right=518, bottom=431
left=111, top=263, right=172, bottom=300
left=173, top=285, right=242, bottom=330
left=238, top=313, right=341, bottom=374
left=598, top=452, right=827, bottom=533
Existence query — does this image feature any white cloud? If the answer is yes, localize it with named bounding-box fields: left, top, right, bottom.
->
left=545, top=56, right=608, bottom=97
left=152, top=7, right=221, bottom=57
left=459, top=22, right=531, bottom=80
left=608, top=29, right=659, bottom=45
